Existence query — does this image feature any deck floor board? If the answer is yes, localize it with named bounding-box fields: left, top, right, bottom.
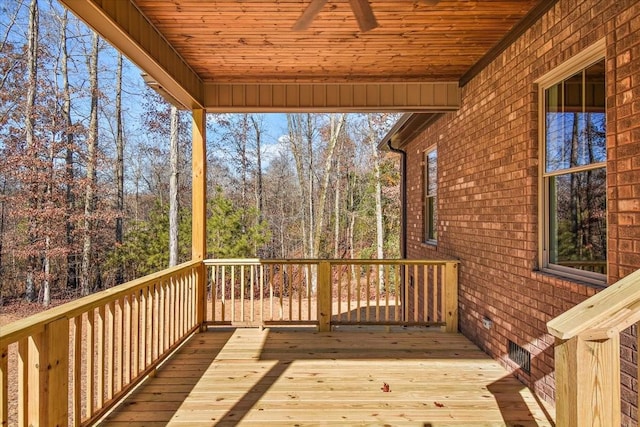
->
left=98, top=327, right=554, bottom=426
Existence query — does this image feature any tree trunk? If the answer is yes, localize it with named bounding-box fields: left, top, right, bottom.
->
left=169, top=105, right=179, bottom=267
left=115, top=53, right=125, bottom=282
left=24, top=0, right=39, bottom=302
left=369, top=115, right=385, bottom=261
left=60, top=9, right=77, bottom=290
left=287, top=114, right=310, bottom=258
left=81, top=32, right=99, bottom=296
left=333, top=141, right=342, bottom=259
left=250, top=116, right=264, bottom=218
left=312, top=113, right=346, bottom=259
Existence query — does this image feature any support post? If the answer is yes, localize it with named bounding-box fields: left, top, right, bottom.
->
left=444, top=262, right=458, bottom=333
left=554, top=335, right=620, bottom=426
left=23, top=318, right=69, bottom=426
left=317, top=262, right=332, bottom=332
left=192, top=109, right=207, bottom=330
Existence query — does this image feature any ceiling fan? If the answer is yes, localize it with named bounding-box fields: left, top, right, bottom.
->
left=292, top=0, right=440, bottom=33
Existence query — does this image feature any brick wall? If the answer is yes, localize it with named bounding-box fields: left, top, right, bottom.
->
left=401, top=0, right=640, bottom=425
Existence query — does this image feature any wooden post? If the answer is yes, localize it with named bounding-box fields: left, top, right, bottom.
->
left=317, top=262, right=332, bottom=332
left=22, top=318, right=70, bottom=426
left=554, top=335, right=620, bottom=427
left=192, top=108, right=207, bottom=330
left=444, top=262, right=458, bottom=333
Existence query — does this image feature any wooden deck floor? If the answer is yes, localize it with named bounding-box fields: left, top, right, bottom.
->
left=98, top=327, right=555, bottom=426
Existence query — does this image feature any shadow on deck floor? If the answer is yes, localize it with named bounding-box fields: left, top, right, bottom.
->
left=98, top=326, right=555, bottom=426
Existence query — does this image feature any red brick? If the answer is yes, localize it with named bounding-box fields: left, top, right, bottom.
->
left=398, top=0, right=640, bottom=423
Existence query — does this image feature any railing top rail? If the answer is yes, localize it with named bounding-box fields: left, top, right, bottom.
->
left=203, top=258, right=459, bottom=266
left=0, top=259, right=201, bottom=347
left=547, top=268, right=640, bottom=340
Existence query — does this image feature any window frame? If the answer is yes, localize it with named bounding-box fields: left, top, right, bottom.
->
left=536, top=39, right=607, bottom=285
left=423, top=146, right=437, bottom=244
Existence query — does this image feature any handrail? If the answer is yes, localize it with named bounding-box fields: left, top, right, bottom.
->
left=546, top=268, right=640, bottom=427
left=547, top=268, right=640, bottom=340
left=0, top=259, right=203, bottom=427
left=205, top=258, right=457, bottom=266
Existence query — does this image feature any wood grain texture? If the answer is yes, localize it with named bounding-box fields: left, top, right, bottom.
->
left=98, top=327, right=555, bottom=426
left=132, top=0, right=543, bottom=83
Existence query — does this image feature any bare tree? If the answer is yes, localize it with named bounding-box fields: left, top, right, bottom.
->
left=58, top=8, right=78, bottom=290
left=368, top=114, right=385, bottom=261
left=312, top=114, right=346, bottom=259
left=80, top=31, right=99, bottom=296
left=168, top=105, right=179, bottom=267
left=24, top=0, right=39, bottom=302
left=114, top=53, right=125, bottom=281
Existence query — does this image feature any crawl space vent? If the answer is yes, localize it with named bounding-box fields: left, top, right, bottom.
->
left=508, top=340, right=531, bottom=374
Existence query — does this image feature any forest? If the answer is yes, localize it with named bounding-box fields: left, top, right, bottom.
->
left=0, top=0, right=402, bottom=307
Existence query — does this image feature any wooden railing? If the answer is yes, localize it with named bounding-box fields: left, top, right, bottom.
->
left=0, top=260, right=203, bottom=427
left=204, top=259, right=459, bottom=332
left=0, top=258, right=458, bottom=426
left=547, top=268, right=640, bottom=427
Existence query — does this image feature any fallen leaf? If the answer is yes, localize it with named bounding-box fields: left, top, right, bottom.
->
left=381, top=382, right=391, bottom=392
left=434, top=402, right=445, bottom=407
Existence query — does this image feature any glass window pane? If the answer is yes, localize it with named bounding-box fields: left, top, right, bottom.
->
left=545, top=59, right=606, bottom=173
left=428, top=197, right=437, bottom=241
left=548, top=168, right=607, bottom=274
left=427, top=151, right=437, bottom=195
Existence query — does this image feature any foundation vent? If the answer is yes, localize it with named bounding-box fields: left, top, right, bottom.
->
left=508, top=340, right=531, bottom=374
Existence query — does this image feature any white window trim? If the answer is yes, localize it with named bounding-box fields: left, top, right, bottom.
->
left=536, top=38, right=607, bottom=285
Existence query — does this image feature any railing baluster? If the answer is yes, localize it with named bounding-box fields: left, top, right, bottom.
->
left=356, top=265, right=362, bottom=323
left=279, top=264, right=284, bottom=320
left=86, top=310, right=94, bottom=418
left=96, top=305, right=105, bottom=409
left=250, top=265, right=256, bottom=322
left=307, top=264, right=312, bottom=321
left=0, top=345, right=6, bottom=427
left=395, top=265, right=401, bottom=322
left=221, top=266, right=226, bottom=322
left=269, top=265, right=274, bottom=321
left=72, top=316, right=82, bottom=426
left=260, top=264, right=265, bottom=324
left=17, top=338, right=28, bottom=425
left=211, top=265, right=216, bottom=323
left=287, top=264, right=293, bottom=321
left=337, top=265, right=342, bottom=321
left=231, top=266, right=236, bottom=322
left=131, top=292, right=139, bottom=380
left=422, top=264, right=428, bottom=322
left=413, top=265, right=419, bottom=323
left=297, top=266, right=302, bottom=321
left=115, top=298, right=123, bottom=394
left=347, top=265, right=352, bottom=322
left=123, top=295, right=131, bottom=385
left=375, top=264, right=380, bottom=322
left=384, top=265, right=390, bottom=322
left=106, top=301, right=115, bottom=401
left=146, top=285, right=154, bottom=367
left=432, top=265, right=439, bottom=322
left=152, top=284, right=159, bottom=364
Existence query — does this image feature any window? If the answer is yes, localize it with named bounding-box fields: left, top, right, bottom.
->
left=539, top=46, right=606, bottom=283
left=424, top=148, right=437, bottom=243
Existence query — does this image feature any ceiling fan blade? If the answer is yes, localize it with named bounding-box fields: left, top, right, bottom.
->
left=348, top=0, right=378, bottom=32
left=292, top=0, right=329, bottom=31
